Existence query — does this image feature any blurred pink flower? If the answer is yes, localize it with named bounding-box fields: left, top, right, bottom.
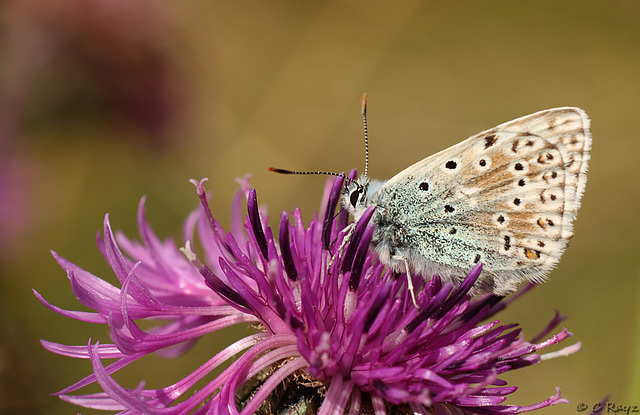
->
left=1, top=0, right=186, bottom=140
left=0, top=0, right=189, bottom=249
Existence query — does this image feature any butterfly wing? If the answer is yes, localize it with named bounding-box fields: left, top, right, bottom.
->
left=372, top=107, right=591, bottom=294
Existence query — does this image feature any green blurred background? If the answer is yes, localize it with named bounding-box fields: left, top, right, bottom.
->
left=1, top=1, right=639, bottom=414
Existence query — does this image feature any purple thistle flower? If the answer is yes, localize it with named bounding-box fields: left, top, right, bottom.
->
left=37, top=174, right=581, bottom=414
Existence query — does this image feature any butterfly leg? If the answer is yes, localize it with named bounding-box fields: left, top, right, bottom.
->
left=328, top=223, right=355, bottom=271
left=393, top=255, right=419, bottom=309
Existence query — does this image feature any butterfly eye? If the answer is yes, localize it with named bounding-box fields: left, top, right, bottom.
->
left=350, top=189, right=361, bottom=208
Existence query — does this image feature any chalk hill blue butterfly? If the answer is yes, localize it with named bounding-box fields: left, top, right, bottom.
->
left=273, top=96, right=591, bottom=306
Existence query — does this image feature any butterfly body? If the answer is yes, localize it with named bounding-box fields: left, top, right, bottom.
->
left=342, top=107, right=591, bottom=296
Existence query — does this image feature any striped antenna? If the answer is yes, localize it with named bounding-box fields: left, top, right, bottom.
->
left=361, top=93, right=369, bottom=178
left=269, top=95, right=371, bottom=191
left=268, top=167, right=358, bottom=188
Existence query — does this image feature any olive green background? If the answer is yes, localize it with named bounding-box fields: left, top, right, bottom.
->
left=2, top=1, right=639, bottom=414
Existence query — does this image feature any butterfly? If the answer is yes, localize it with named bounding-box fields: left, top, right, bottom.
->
left=274, top=95, right=591, bottom=307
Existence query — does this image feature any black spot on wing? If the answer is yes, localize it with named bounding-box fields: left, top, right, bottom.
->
left=484, top=134, right=497, bottom=149
left=504, top=235, right=511, bottom=251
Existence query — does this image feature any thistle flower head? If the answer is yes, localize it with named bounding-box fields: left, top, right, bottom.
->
left=37, top=174, right=580, bottom=414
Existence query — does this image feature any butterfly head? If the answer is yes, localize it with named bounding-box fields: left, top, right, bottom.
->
left=341, top=176, right=385, bottom=220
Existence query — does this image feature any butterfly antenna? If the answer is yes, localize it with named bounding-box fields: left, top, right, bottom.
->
left=361, top=93, right=369, bottom=178
left=268, top=167, right=358, bottom=187
left=269, top=95, right=372, bottom=191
